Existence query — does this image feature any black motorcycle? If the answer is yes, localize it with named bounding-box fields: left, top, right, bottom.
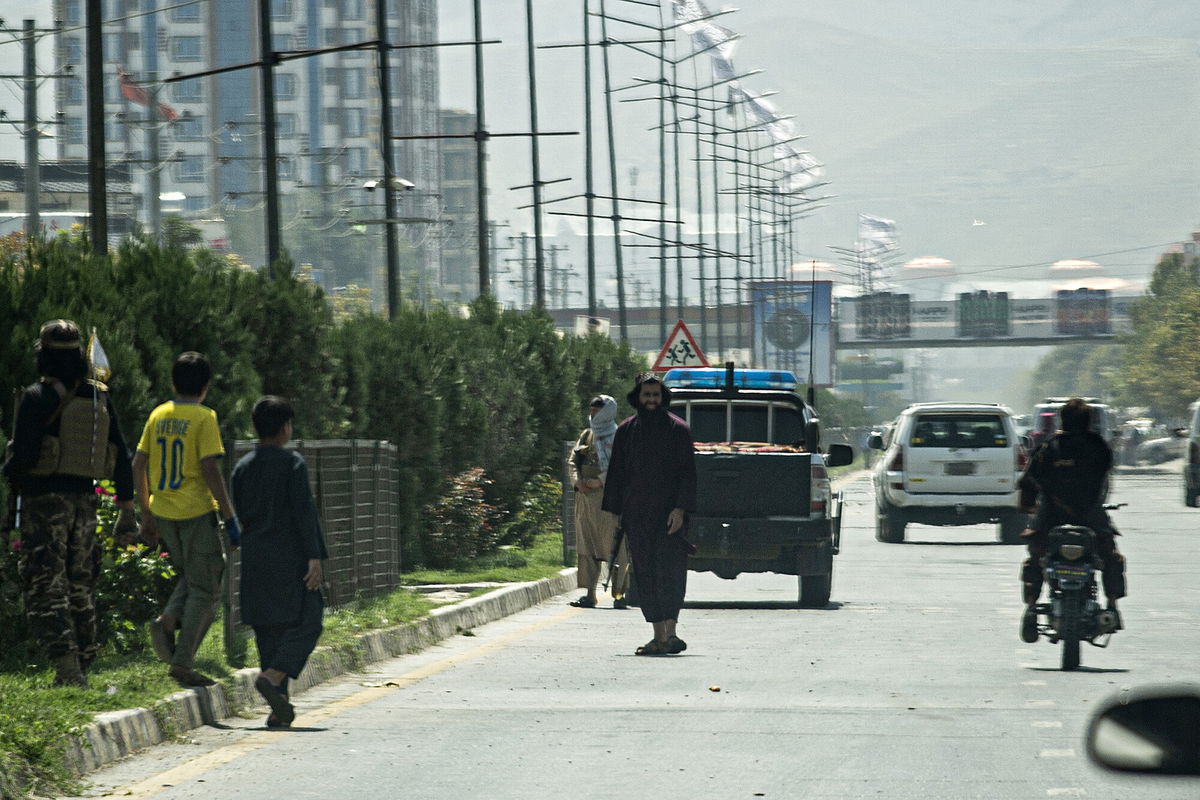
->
left=1031, top=512, right=1122, bottom=670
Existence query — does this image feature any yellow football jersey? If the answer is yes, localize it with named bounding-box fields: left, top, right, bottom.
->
left=137, top=401, right=224, bottom=520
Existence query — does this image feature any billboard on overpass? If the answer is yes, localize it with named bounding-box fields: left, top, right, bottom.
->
left=750, top=280, right=834, bottom=385
left=838, top=289, right=1134, bottom=345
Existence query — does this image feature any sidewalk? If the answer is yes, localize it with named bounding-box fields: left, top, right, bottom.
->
left=65, top=569, right=577, bottom=776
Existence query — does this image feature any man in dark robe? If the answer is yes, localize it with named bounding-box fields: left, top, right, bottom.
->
left=231, top=396, right=328, bottom=727
left=602, top=372, right=696, bottom=655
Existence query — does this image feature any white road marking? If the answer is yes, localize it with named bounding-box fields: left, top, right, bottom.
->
left=1046, top=788, right=1087, bottom=797
left=1039, top=748, right=1075, bottom=757
left=1023, top=680, right=1048, bottom=686
left=1026, top=699, right=1057, bottom=707
left=1032, top=721, right=1063, bottom=728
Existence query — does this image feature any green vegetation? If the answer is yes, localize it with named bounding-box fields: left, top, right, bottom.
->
left=1031, top=250, right=1200, bottom=422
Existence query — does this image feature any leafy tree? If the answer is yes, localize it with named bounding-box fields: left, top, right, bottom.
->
left=160, top=215, right=203, bottom=249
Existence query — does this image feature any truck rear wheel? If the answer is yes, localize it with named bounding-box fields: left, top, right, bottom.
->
left=875, top=503, right=906, bottom=543
left=797, top=547, right=833, bottom=608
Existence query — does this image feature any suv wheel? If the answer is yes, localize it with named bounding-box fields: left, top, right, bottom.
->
left=875, top=503, right=906, bottom=543
left=1187, top=483, right=1199, bottom=508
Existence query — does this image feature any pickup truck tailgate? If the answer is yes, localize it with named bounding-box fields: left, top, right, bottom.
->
left=694, top=451, right=812, bottom=517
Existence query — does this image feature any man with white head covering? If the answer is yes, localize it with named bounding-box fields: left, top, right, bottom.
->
left=568, top=395, right=631, bottom=608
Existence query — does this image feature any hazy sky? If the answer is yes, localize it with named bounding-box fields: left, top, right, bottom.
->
left=1, top=0, right=1197, bottom=296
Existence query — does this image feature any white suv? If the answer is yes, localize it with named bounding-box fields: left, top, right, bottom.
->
left=869, top=402, right=1026, bottom=544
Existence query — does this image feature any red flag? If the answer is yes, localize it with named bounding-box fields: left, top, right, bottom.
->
left=117, top=67, right=180, bottom=121
left=117, top=67, right=150, bottom=105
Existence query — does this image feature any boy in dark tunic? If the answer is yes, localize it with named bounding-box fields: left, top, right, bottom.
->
left=231, top=396, right=328, bottom=727
left=602, top=373, right=696, bottom=656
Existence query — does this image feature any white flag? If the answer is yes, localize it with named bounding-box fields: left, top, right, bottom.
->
left=88, top=328, right=111, bottom=382
left=858, top=214, right=898, bottom=257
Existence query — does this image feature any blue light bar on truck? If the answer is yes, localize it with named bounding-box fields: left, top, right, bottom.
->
left=663, top=368, right=799, bottom=390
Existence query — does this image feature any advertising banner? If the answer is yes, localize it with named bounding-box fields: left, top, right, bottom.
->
left=750, top=280, right=834, bottom=386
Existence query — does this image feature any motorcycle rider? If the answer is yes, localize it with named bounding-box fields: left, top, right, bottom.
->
left=1017, top=397, right=1126, bottom=643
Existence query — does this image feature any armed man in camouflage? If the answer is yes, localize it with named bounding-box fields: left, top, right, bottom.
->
left=2, top=320, right=137, bottom=687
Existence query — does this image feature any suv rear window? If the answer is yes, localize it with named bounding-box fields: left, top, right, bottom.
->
left=909, top=414, right=1009, bottom=448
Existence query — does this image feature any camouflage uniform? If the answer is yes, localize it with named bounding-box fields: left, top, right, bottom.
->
left=19, top=492, right=102, bottom=663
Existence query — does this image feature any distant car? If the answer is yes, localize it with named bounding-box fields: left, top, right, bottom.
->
left=1185, top=400, right=1200, bottom=507
left=1136, top=433, right=1187, bottom=465
left=869, top=402, right=1026, bottom=544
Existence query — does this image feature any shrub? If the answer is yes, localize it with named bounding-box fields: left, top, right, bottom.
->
left=421, top=468, right=500, bottom=568
left=499, top=471, right=563, bottom=550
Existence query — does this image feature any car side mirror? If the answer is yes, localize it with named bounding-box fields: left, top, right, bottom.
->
left=1174, top=428, right=1189, bottom=438
left=825, top=443, right=853, bottom=468
left=867, top=433, right=884, bottom=450
left=805, top=421, right=820, bottom=452
left=1087, top=690, right=1200, bottom=775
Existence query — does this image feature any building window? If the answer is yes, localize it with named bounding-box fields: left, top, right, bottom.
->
left=271, top=0, right=293, bottom=20
left=174, top=115, right=205, bottom=141
left=65, top=77, right=83, bottom=104
left=171, top=36, right=203, bottom=61
left=171, top=2, right=201, bottom=21
left=323, top=66, right=339, bottom=86
left=63, top=37, right=82, bottom=65
left=343, top=147, right=366, bottom=175
left=343, top=68, right=364, bottom=99
left=271, top=33, right=292, bottom=53
left=274, top=72, right=297, bottom=100
left=277, top=156, right=295, bottom=180
left=66, top=119, right=85, bottom=145
left=343, top=107, right=365, bottom=137
left=184, top=195, right=209, bottom=212
left=63, top=0, right=82, bottom=25
left=322, top=27, right=341, bottom=47
left=343, top=0, right=365, bottom=20
left=175, top=156, right=205, bottom=182
left=172, top=79, right=204, bottom=102
left=276, top=113, right=297, bottom=138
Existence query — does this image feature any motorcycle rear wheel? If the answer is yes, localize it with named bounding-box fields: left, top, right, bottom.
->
left=1059, top=592, right=1083, bottom=671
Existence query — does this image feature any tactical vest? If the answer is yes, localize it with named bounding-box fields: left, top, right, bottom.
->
left=28, top=379, right=117, bottom=480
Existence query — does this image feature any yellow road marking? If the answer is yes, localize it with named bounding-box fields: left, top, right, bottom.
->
left=115, top=605, right=582, bottom=798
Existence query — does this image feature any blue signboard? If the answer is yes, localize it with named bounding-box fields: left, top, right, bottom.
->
left=750, top=280, right=834, bottom=386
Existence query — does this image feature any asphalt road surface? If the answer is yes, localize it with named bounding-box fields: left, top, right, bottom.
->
left=74, top=467, right=1199, bottom=799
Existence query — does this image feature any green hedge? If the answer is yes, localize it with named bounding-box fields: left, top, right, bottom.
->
left=0, top=231, right=646, bottom=569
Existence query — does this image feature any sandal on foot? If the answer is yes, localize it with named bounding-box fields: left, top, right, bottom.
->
left=666, top=635, right=687, bottom=654
left=266, top=713, right=292, bottom=729
left=635, top=639, right=670, bottom=656
left=569, top=596, right=597, bottom=608
left=255, top=675, right=296, bottom=726
left=168, top=665, right=216, bottom=687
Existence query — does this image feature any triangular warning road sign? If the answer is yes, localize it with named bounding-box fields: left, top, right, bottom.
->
left=652, top=320, right=709, bottom=371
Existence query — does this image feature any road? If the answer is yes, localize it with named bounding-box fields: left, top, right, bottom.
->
left=74, top=468, right=1199, bottom=799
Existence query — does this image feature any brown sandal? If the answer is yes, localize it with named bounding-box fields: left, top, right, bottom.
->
left=635, top=639, right=670, bottom=656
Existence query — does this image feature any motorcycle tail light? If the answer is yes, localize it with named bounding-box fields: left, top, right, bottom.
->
left=1016, top=446, right=1028, bottom=471
left=1059, top=543, right=1085, bottom=560
left=889, top=449, right=904, bottom=471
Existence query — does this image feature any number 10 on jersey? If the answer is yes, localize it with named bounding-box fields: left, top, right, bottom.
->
left=156, top=436, right=185, bottom=490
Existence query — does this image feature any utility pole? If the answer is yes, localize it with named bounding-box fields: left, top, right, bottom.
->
left=85, top=0, right=107, bottom=253
left=256, top=0, right=281, bottom=267
left=22, top=20, right=38, bottom=235
left=524, top=0, right=546, bottom=309
left=473, top=0, right=491, bottom=297
left=374, top=0, right=401, bottom=319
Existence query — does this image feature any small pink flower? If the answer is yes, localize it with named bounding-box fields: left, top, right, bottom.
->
left=95, top=486, right=105, bottom=495
left=9, top=539, right=20, bottom=552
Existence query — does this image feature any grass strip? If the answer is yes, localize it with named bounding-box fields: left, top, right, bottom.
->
left=0, top=530, right=568, bottom=799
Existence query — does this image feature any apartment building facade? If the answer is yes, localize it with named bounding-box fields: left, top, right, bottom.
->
left=53, top=0, right=441, bottom=289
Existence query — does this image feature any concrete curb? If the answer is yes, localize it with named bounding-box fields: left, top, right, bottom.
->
left=64, top=568, right=578, bottom=776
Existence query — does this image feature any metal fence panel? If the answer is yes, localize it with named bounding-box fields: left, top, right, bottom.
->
left=230, top=439, right=400, bottom=617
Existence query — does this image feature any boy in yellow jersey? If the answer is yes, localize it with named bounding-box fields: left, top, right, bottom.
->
left=132, top=352, right=240, bottom=687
